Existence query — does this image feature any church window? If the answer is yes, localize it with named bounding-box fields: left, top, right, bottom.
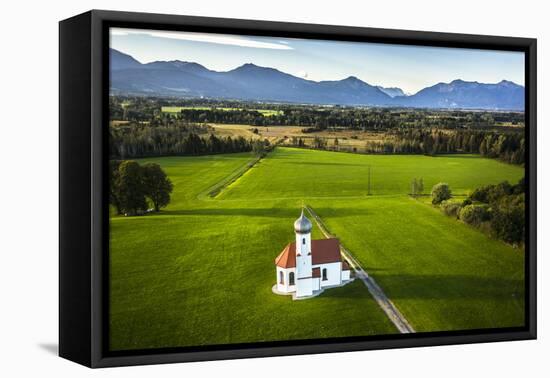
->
left=302, top=238, right=305, bottom=245
left=322, top=268, right=328, bottom=281
left=279, top=271, right=284, bottom=285
left=289, top=272, right=295, bottom=286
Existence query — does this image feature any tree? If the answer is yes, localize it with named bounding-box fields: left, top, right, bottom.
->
left=459, top=204, right=490, bottom=226
left=441, top=201, right=461, bottom=218
left=313, top=136, right=326, bottom=149
left=491, top=199, right=524, bottom=244
left=142, top=163, right=173, bottom=212
left=417, top=178, right=424, bottom=195
left=411, top=178, right=418, bottom=197
left=117, top=160, right=148, bottom=216
left=109, top=160, right=123, bottom=214
left=252, top=139, right=267, bottom=157
left=431, top=183, right=452, bottom=205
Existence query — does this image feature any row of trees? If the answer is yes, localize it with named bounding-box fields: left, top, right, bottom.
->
left=110, top=125, right=254, bottom=159
left=388, top=128, right=525, bottom=164
left=163, top=107, right=524, bottom=130
left=434, top=179, right=525, bottom=245
left=109, top=160, right=173, bottom=215
left=295, top=128, right=524, bottom=165
left=110, top=96, right=524, bottom=131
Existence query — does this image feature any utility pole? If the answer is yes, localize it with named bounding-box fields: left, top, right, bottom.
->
left=367, top=165, right=372, bottom=196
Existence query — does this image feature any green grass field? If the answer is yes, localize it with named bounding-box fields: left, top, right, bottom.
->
left=161, top=106, right=283, bottom=116
left=110, top=147, right=525, bottom=350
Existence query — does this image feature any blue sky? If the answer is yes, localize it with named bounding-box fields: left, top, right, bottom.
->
left=110, top=28, right=524, bottom=94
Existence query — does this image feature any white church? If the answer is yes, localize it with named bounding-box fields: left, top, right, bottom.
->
left=274, top=210, right=351, bottom=299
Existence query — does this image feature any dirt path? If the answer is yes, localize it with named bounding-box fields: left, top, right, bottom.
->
left=305, top=205, right=415, bottom=334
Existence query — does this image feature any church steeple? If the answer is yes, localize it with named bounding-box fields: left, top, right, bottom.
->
left=294, top=209, right=312, bottom=234
left=294, top=209, right=313, bottom=297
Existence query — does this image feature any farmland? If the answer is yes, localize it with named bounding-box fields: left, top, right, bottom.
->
left=161, top=106, right=283, bottom=116
left=110, top=147, right=524, bottom=350
left=109, top=152, right=397, bottom=351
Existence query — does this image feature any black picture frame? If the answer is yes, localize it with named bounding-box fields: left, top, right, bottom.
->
left=59, top=9, right=537, bottom=368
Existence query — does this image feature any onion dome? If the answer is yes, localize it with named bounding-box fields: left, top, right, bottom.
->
left=294, top=209, right=312, bottom=234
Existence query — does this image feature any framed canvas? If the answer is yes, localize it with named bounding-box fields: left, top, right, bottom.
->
left=59, top=10, right=537, bottom=368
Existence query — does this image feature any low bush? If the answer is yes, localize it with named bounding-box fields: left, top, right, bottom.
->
left=441, top=201, right=461, bottom=218
left=459, top=204, right=491, bottom=227
left=431, top=183, right=452, bottom=205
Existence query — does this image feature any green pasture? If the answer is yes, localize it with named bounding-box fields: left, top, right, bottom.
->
left=109, top=153, right=396, bottom=351
left=219, top=148, right=522, bottom=199
left=110, top=147, right=525, bottom=351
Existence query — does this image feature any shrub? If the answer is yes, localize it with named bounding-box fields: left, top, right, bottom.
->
left=459, top=204, right=491, bottom=226
left=469, top=180, right=518, bottom=204
left=431, top=183, right=452, bottom=205
left=461, top=198, right=472, bottom=207
left=441, top=201, right=461, bottom=218
left=490, top=198, right=525, bottom=244
left=470, top=186, right=489, bottom=203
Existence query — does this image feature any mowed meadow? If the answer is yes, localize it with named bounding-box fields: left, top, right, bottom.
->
left=109, top=147, right=524, bottom=351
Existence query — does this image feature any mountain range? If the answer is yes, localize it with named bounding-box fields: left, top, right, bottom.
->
left=110, top=48, right=524, bottom=110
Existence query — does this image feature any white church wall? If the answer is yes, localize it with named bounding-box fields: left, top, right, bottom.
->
left=296, top=277, right=313, bottom=297
left=341, top=268, right=351, bottom=281
left=312, top=277, right=320, bottom=291
left=315, top=262, right=342, bottom=288
left=276, top=267, right=296, bottom=293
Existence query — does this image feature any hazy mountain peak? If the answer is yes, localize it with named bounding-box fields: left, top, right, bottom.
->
left=498, top=79, right=521, bottom=87
left=110, top=48, right=142, bottom=70
left=235, top=63, right=263, bottom=70
left=109, top=49, right=524, bottom=110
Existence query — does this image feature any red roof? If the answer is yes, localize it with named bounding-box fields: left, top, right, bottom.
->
left=342, top=261, right=351, bottom=271
left=275, top=238, right=341, bottom=268
left=274, top=243, right=295, bottom=268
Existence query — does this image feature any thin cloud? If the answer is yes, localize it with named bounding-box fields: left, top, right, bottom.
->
left=110, top=29, right=129, bottom=36
left=110, top=28, right=293, bottom=50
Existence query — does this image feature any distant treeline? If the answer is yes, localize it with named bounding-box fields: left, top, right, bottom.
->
left=159, top=107, right=524, bottom=130
left=110, top=96, right=524, bottom=130
left=292, top=128, right=525, bottom=165
left=110, top=124, right=253, bottom=159
left=379, top=128, right=525, bottom=164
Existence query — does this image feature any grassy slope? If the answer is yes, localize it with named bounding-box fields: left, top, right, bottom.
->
left=220, top=147, right=525, bottom=331
left=220, top=147, right=522, bottom=199
left=315, top=198, right=524, bottom=332
left=110, top=153, right=396, bottom=351
left=110, top=147, right=524, bottom=350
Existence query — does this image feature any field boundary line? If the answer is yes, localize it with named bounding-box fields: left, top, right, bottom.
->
left=197, top=155, right=262, bottom=200
left=304, top=205, right=415, bottom=334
